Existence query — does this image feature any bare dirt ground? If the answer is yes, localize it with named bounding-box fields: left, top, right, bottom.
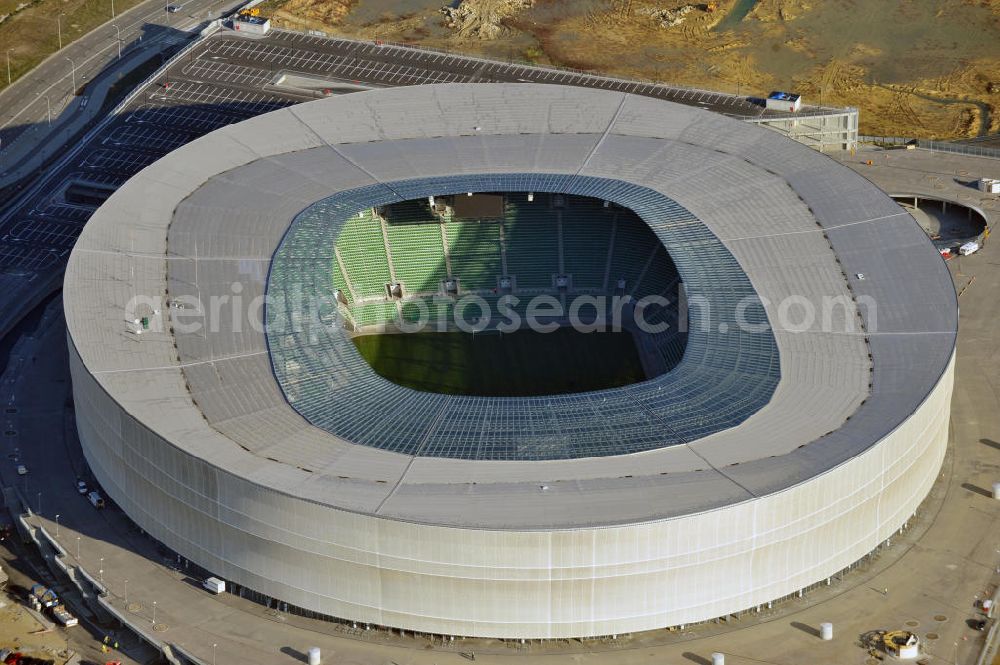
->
left=259, top=0, right=1000, bottom=139
left=0, top=584, right=73, bottom=664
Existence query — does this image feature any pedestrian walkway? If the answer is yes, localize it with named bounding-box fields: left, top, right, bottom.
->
left=0, top=47, right=167, bottom=190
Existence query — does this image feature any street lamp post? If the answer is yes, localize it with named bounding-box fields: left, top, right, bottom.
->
left=57, top=15, right=63, bottom=50
left=212, top=643, right=217, bottom=665
left=36, top=491, right=41, bottom=514
left=113, top=25, right=121, bottom=59
left=124, top=578, right=128, bottom=605
left=5, top=50, right=11, bottom=85
left=99, top=557, right=104, bottom=582
left=111, top=0, right=115, bottom=18
left=152, top=600, right=157, bottom=624
left=55, top=514, right=60, bottom=537
left=76, top=535, right=80, bottom=559
left=65, top=56, right=76, bottom=94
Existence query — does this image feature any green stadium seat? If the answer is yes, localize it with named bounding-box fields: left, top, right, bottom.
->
left=446, top=219, right=502, bottom=292
left=503, top=193, right=559, bottom=290
left=562, top=197, right=614, bottom=290
left=336, top=210, right=391, bottom=298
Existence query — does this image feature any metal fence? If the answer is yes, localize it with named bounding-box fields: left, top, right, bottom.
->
left=859, top=135, right=916, bottom=146
left=918, top=140, right=1000, bottom=160
left=859, top=135, right=1000, bottom=160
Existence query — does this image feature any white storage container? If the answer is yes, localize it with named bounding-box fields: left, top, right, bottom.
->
left=203, top=577, right=225, bottom=594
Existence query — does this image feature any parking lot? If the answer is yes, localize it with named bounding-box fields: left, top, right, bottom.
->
left=0, top=25, right=823, bottom=308
left=206, top=31, right=774, bottom=115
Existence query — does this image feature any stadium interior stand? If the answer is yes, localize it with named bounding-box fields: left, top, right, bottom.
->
left=329, top=193, right=686, bottom=375
left=333, top=194, right=679, bottom=313
left=267, top=174, right=778, bottom=459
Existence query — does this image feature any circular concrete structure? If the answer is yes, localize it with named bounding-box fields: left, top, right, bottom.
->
left=65, top=83, right=956, bottom=639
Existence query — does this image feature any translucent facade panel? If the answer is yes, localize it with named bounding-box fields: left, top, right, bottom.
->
left=70, top=342, right=953, bottom=638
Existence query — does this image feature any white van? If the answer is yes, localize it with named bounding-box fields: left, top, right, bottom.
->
left=959, top=241, right=980, bottom=256
left=203, top=577, right=225, bottom=594
left=87, top=491, right=105, bottom=509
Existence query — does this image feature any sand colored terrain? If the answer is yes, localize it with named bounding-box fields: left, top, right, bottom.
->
left=0, top=591, right=74, bottom=664
left=253, top=0, right=356, bottom=35
left=262, top=0, right=1000, bottom=139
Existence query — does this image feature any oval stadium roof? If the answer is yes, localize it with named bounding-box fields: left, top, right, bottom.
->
left=64, top=83, right=957, bottom=529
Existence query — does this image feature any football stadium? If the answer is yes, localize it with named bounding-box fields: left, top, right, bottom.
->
left=64, top=83, right=957, bottom=639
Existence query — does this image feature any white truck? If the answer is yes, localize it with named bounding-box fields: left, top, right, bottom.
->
left=960, top=241, right=980, bottom=256
left=203, top=576, right=225, bottom=594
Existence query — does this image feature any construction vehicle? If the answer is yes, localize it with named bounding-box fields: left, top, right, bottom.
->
left=50, top=604, right=78, bottom=627
left=882, top=630, right=919, bottom=659
left=2, top=651, right=57, bottom=665
left=29, top=584, right=58, bottom=608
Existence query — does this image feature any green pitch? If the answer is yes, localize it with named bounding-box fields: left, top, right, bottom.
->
left=351, top=328, right=646, bottom=397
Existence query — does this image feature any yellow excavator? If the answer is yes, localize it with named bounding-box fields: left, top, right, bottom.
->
left=882, top=630, right=920, bottom=659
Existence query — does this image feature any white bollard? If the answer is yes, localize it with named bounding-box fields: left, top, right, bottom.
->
left=992, top=481, right=1000, bottom=500
left=307, top=647, right=321, bottom=665
left=711, top=653, right=725, bottom=665
left=820, top=622, right=833, bottom=640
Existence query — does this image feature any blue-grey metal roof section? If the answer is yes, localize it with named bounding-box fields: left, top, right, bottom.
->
left=265, top=173, right=780, bottom=460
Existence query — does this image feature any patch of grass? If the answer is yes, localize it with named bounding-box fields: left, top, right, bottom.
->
left=521, top=45, right=544, bottom=63
left=1, top=0, right=149, bottom=91
left=352, top=328, right=646, bottom=397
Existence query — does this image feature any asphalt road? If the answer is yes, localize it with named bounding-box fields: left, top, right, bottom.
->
left=0, top=0, right=244, bottom=171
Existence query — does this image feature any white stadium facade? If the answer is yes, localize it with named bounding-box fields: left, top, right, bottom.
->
left=64, top=84, right=957, bottom=639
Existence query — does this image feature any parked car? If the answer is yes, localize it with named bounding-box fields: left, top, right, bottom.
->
left=87, top=491, right=105, bottom=509
left=76, top=480, right=88, bottom=495
left=165, top=3, right=181, bottom=11
left=16, top=465, right=27, bottom=476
